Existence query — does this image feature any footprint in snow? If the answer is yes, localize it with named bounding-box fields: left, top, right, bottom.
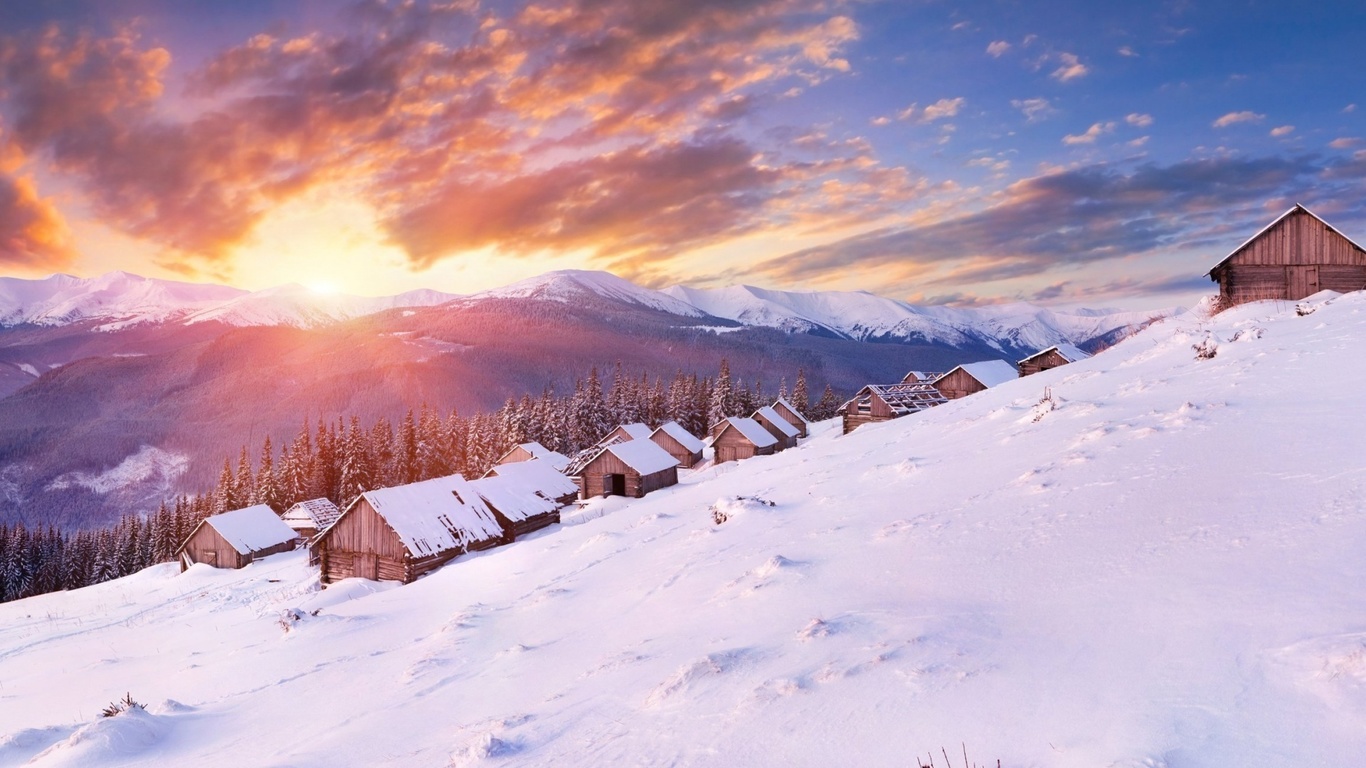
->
left=644, top=648, right=757, bottom=708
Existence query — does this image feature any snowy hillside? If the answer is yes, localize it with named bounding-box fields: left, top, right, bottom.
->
left=180, top=284, right=457, bottom=328
left=3, top=293, right=1365, bottom=766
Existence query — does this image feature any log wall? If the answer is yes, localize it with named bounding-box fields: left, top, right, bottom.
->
left=314, top=499, right=414, bottom=584
left=933, top=369, right=987, bottom=400
left=1018, top=349, right=1071, bottom=377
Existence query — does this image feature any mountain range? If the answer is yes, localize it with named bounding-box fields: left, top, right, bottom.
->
left=0, top=269, right=1183, bottom=529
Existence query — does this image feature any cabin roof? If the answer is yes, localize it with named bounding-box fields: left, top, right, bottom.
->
left=606, top=439, right=681, bottom=475
left=484, top=457, right=579, bottom=499
left=841, top=382, right=949, bottom=415
left=468, top=474, right=560, bottom=523
left=754, top=406, right=800, bottom=437
left=716, top=416, right=779, bottom=448
left=901, top=370, right=944, bottom=382
left=351, top=474, right=505, bottom=558
left=201, top=504, right=298, bottom=555
left=771, top=397, right=809, bottom=424
left=614, top=423, right=655, bottom=441
left=280, top=498, right=340, bottom=529
left=510, top=441, right=571, bottom=471
left=1207, top=203, right=1366, bottom=275
left=1020, top=343, right=1091, bottom=365
left=653, top=420, right=705, bottom=453
left=936, top=359, right=1017, bottom=389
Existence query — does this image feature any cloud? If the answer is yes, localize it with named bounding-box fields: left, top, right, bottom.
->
left=1051, top=52, right=1088, bottom=82
left=1345, top=104, right=1357, bottom=114
left=1212, top=111, right=1265, bottom=128
left=1125, top=113, right=1154, bottom=128
left=920, top=97, right=965, bottom=122
left=1117, top=45, right=1137, bottom=57
left=1062, top=122, right=1116, bottom=145
left=1329, top=137, right=1360, bottom=149
left=0, top=171, right=76, bottom=269
left=1011, top=97, right=1054, bottom=123
left=986, top=40, right=1010, bottom=57
left=1128, top=136, right=1150, bottom=147
left=1270, top=125, right=1294, bottom=137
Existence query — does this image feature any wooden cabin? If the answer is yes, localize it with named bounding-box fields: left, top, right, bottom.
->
left=493, top=441, right=571, bottom=472
left=931, top=360, right=1017, bottom=400
left=899, top=370, right=943, bottom=384
left=599, top=423, right=654, bottom=446
left=840, top=383, right=948, bottom=434
left=483, top=457, right=579, bottom=506
left=769, top=397, right=810, bottom=438
left=1018, top=344, right=1091, bottom=377
left=311, top=474, right=506, bottom=585
left=752, top=406, right=800, bottom=450
left=712, top=416, right=779, bottom=463
left=176, top=505, right=298, bottom=571
left=469, top=474, right=562, bottom=538
left=280, top=498, right=341, bottom=540
left=1208, top=204, right=1366, bottom=307
left=650, top=420, right=705, bottom=468
left=574, top=439, right=680, bottom=499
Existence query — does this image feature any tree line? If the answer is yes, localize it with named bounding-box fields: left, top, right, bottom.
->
left=0, top=360, right=841, bottom=604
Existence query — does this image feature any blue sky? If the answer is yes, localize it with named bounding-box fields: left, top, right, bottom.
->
left=0, top=0, right=1362, bottom=308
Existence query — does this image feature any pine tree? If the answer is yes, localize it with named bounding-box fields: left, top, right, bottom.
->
left=813, top=384, right=839, bottom=421
left=709, top=359, right=735, bottom=427
left=338, top=416, right=372, bottom=507
left=397, top=409, right=418, bottom=484
left=793, top=368, right=810, bottom=416
left=213, top=458, right=235, bottom=514
left=234, top=446, right=255, bottom=510
left=255, top=435, right=281, bottom=511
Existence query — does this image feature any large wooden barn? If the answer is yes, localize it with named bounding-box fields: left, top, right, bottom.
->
left=312, top=474, right=506, bottom=584
left=176, top=505, right=298, bottom=571
left=483, top=457, right=579, bottom=506
left=649, top=420, right=705, bottom=468
left=712, top=416, right=779, bottom=463
left=769, top=397, right=810, bottom=438
left=840, top=383, right=948, bottom=434
left=1018, top=344, right=1091, bottom=378
left=280, top=498, right=341, bottom=540
left=931, top=360, right=1017, bottom=400
left=493, top=441, right=571, bottom=472
left=469, top=474, right=562, bottom=538
left=1209, top=204, right=1366, bottom=306
left=573, top=439, right=680, bottom=499
left=752, top=406, right=800, bottom=450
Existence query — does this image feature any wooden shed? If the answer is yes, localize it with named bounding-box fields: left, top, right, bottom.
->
left=899, top=370, right=943, bottom=384
left=598, top=423, right=654, bottom=446
left=176, top=505, right=298, bottom=571
left=1208, top=204, right=1366, bottom=307
left=493, top=441, right=571, bottom=472
left=712, top=416, right=779, bottom=463
left=752, top=406, right=800, bottom=450
left=840, top=383, right=948, bottom=434
left=280, top=498, right=341, bottom=541
left=469, top=474, right=562, bottom=538
left=1017, top=343, right=1091, bottom=378
left=483, top=456, right=579, bottom=506
left=650, top=420, right=705, bottom=468
left=573, top=439, right=680, bottom=499
left=769, top=397, right=810, bottom=438
left=311, top=474, right=506, bottom=585
left=931, top=360, right=1017, bottom=400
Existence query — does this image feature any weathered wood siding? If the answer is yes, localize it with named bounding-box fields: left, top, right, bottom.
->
left=649, top=430, right=703, bottom=468
left=752, top=412, right=798, bottom=451
left=498, top=445, right=536, bottom=465
left=713, top=427, right=777, bottom=463
left=1213, top=208, right=1366, bottom=305
left=932, top=369, right=986, bottom=400
left=485, top=505, right=560, bottom=539
left=1018, top=349, right=1071, bottom=377
left=314, top=498, right=414, bottom=584
left=576, top=451, right=679, bottom=498
left=178, top=523, right=295, bottom=571
left=770, top=401, right=808, bottom=437
left=842, top=389, right=894, bottom=434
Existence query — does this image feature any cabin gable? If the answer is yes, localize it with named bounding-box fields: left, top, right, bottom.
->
left=1210, top=205, right=1366, bottom=306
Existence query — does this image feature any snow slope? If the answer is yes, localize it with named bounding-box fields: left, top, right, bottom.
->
left=3, top=293, right=1365, bottom=765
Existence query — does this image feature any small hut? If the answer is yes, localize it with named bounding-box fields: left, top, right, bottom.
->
left=483, top=457, right=579, bottom=506
left=1018, top=344, right=1091, bottom=377
left=1208, top=204, right=1366, bottom=307
left=840, top=383, right=948, bottom=434
left=752, top=406, right=800, bottom=450
left=573, top=439, right=680, bottom=499
left=280, top=498, right=341, bottom=540
left=493, top=441, right=571, bottom=472
left=650, top=420, right=705, bottom=468
left=769, top=396, right=810, bottom=438
left=712, top=416, right=779, bottom=463
left=176, top=505, right=298, bottom=571
left=312, top=474, right=505, bottom=585
left=931, top=360, right=1017, bottom=400
left=469, top=474, right=562, bottom=538
left=899, top=370, right=943, bottom=384
left=599, top=423, right=654, bottom=445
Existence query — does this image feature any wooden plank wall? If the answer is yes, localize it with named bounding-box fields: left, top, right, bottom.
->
left=180, top=524, right=243, bottom=570
left=713, top=428, right=775, bottom=463
left=1227, top=210, right=1366, bottom=267
left=771, top=402, right=808, bottom=437
left=315, top=499, right=412, bottom=584
left=650, top=431, right=701, bottom=468
left=933, top=370, right=987, bottom=400
left=637, top=467, right=678, bottom=496
left=578, top=451, right=640, bottom=498
left=1018, top=349, right=1070, bottom=377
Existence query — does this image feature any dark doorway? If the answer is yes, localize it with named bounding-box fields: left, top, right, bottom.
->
left=608, top=473, right=627, bottom=496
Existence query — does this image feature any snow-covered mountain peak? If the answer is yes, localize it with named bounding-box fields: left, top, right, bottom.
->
left=477, top=270, right=708, bottom=317
left=0, top=272, right=247, bottom=329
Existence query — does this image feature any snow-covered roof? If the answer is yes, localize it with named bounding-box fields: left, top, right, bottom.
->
left=900, top=370, right=943, bottom=383
left=1020, top=343, right=1091, bottom=365
left=771, top=397, right=809, bottom=424
left=506, top=441, right=570, bottom=472
left=841, top=383, right=948, bottom=415
left=1207, top=203, right=1366, bottom=275
left=614, top=423, right=654, bottom=441
left=937, top=360, right=1017, bottom=389
left=716, top=416, right=779, bottom=448
left=468, top=475, right=561, bottom=523
left=754, top=406, right=800, bottom=438
left=280, top=498, right=340, bottom=530
left=652, top=420, right=705, bottom=453
left=353, top=474, right=505, bottom=558
left=606, top=439, right=681, bottom=475
left=485, top=458, right=579, bottom=500
left=202, top=505, right=298, bottom=555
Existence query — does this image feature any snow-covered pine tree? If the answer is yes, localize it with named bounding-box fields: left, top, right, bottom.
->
left=708, top=359, right=734, bottom=427
left=338, top=416, right=372, bottom=507
left=793, top=368, right=810, bottom=416
left=397, top=409, right=418, bottom=485
left=813, top=383, right=839, bottom=420
left=255, top=435, right=281, bottom=511
left=213, top=458, right=235, bottom=515
left=234, top=446, right=255, bottom=510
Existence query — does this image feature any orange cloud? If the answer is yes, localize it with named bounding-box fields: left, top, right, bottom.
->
left=0, top=172, right=76, bottom=270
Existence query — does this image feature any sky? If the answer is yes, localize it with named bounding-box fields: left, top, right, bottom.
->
left=0, top=0, right=1364, bottom=309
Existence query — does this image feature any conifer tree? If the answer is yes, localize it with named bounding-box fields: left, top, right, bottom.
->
left=793, top=368, right=810, bottom=416
left=255, top=435, right=281, bottom=511
left=813, top=383, right=839, bottom=421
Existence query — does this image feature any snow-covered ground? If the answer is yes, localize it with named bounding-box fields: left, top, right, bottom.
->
left=2, top=293, right=1365, bottom=767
